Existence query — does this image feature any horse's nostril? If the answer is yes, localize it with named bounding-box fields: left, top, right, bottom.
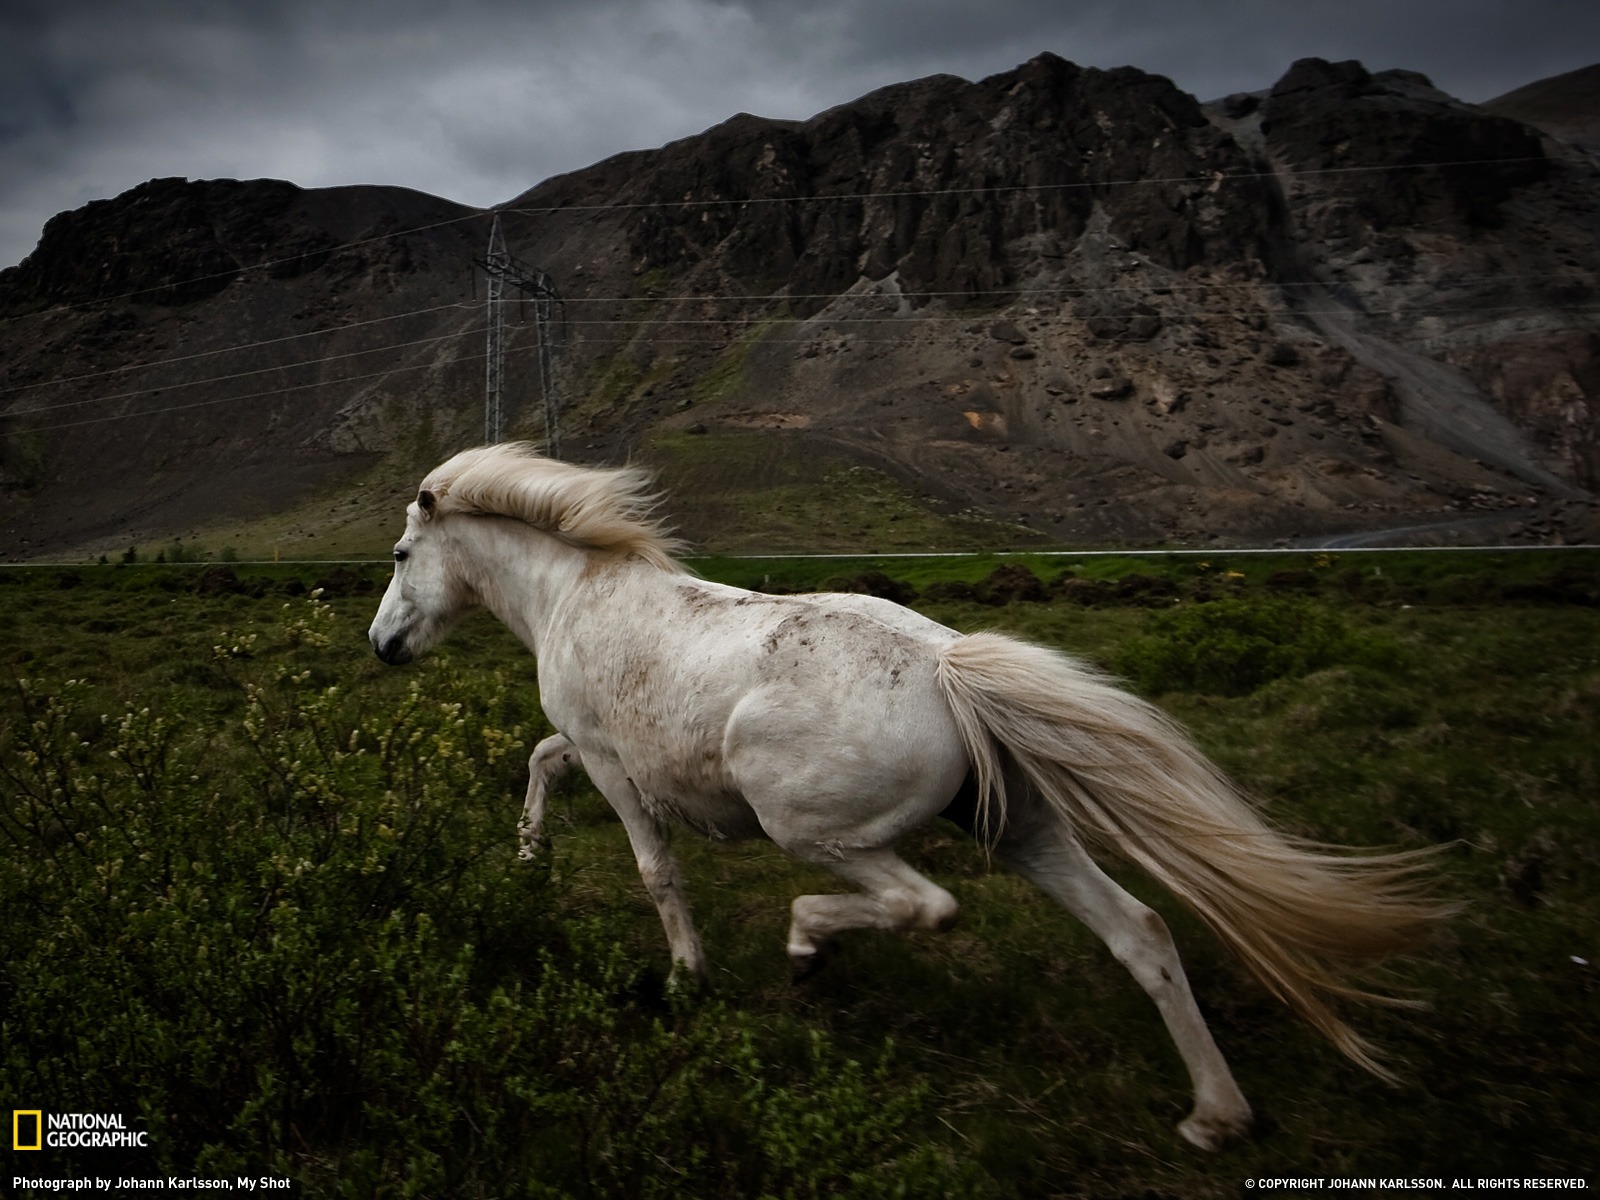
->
left=375, top=635, right=413, bottom=666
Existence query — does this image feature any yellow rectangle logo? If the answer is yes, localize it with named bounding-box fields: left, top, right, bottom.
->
left=13, top=1109, right=42, bottom=1150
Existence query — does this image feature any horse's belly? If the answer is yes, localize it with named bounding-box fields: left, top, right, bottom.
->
left=635, top=781, right=764, bottom=842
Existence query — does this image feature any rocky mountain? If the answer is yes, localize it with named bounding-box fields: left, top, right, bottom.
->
left=1, top=53, right=1596, bottom=560
left=1483, top=62, right=1600, bottom=156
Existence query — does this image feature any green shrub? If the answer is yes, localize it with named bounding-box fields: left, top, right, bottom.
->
left=0, top=598, right=966, bottom=1196
left=4, top=558, right=1599, bottom=1191
left=1114, top=598, right=1382, bottom=696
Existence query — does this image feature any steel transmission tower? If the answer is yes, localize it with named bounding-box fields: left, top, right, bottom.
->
left=476, top=213, right=562, bottom=455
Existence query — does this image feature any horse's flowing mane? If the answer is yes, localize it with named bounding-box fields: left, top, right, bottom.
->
left=418, top=442, right=687, bottom=572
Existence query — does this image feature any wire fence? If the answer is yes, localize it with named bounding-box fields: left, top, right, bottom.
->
left=2, top=543, right=1595, bottom=570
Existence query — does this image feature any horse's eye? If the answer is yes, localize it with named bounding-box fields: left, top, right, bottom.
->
left=393, top=548, right=409, bottom=563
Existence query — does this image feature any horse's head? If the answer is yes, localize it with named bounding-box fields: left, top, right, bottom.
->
left=368, top=488, right=471, bottom=665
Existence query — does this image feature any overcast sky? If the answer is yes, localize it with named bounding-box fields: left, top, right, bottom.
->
left=3, top=0, right=1597, bottom=269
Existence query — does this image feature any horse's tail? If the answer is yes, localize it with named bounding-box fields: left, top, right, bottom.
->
left=935, top=629, right=1451, bottom=1080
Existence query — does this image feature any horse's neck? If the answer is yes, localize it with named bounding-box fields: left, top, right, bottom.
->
left=453, top=518, right=635, bottom=658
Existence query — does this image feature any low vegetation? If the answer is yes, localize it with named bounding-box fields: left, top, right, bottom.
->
left=2, top=550, right=1596, bottom=1196
left=641, top=433, right=1041, bottom=554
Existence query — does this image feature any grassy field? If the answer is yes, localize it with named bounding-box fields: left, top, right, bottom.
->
left=91, top=428, right=1049, bottom=565
left=1, top=550, right=1596, bottom=1197
left=639, top=430, right=1045, bottom=555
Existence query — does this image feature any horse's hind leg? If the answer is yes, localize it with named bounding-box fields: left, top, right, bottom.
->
left=780, top=846, right=960, bottom=977
left=519, top=734, right=579, bottom=859
left=1001, top=822, right=1253, bottom=1151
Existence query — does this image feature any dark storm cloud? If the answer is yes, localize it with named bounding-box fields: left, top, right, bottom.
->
left=3, top=0, right=1597, bottom=268
left=778, top=0, right=1600, bottom=103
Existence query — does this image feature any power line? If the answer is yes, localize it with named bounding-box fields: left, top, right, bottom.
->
left=16, top=350, right=490, bottom=434
left=0, top=151, right=1584, bottom=432
left=4, top=271, right=1577, bottom=405
left=4, top=325, right=486, bottom=416
left=22, top=290, right=1600, bottom=435
left=8, top=297, right=1596, bottom=425
left=8, top=268, right=1580, bottom=399
left=0, top=301, right=479, bottom=398
left=545, top=303, right=1600, bottom=326
left=0, top=153, right=1555, bottom=330
left=0, top=210, right=491, bottom=325
left=521, top=273, right=1594, bottom=303
left=506, top=155, right=1554, bottom=216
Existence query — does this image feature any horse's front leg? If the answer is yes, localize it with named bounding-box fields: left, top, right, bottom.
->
left=519, top=734, right=580, bottom=859
left=583, top=755, right=707, bottom=982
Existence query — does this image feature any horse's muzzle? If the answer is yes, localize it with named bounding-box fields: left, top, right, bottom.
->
left=372, top=633, right=414, bottom=666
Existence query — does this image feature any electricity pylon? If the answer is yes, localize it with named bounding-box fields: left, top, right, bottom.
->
left=476, top=213, right=562, bottom=455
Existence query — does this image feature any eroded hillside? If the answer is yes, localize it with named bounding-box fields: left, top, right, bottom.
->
left=1, top=54, right=1595, bottom=558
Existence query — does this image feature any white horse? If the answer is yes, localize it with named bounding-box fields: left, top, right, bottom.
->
left=368, top=442, right=1445, bottom=1151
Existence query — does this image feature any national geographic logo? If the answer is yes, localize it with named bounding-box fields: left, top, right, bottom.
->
left=13, top=1111, right=41, bottom=1151
left=12, top=1110, right=149, bottom=1150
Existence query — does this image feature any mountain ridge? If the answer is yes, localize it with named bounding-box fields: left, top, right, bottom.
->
left=1482, top=61, right=1600, bottom=155
left=1, top=53, right=1596, bottom=559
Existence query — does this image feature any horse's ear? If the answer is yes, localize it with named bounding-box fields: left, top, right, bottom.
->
left=417, top=489, right=438, bottom=519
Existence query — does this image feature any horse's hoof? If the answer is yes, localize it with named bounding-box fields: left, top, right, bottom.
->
left=1177, top=1105, right=1254, bottom=1151
left=789, top=943, right=835, bottom=982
